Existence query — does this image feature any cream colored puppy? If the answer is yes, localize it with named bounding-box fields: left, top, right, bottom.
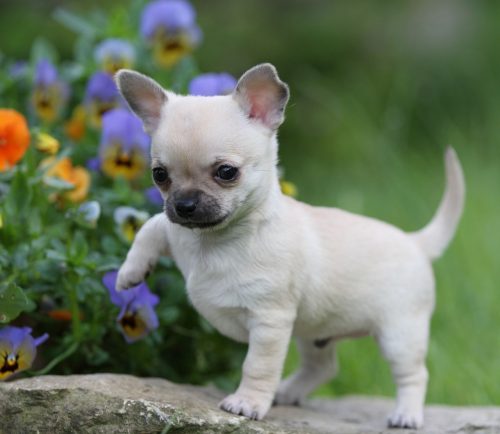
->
left=114, top=64, right=465, bottom=429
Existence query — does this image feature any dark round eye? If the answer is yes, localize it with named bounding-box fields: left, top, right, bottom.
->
left=152, top=167, right=169, bottom=184
left=215, top=165, right=239, bottom=181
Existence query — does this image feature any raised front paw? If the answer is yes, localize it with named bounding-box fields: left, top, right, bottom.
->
left=219, top=393, right=271, bottom=420
left=116, top=262, right=148, bottom=291
left=387, top=407, right=424, bottom=429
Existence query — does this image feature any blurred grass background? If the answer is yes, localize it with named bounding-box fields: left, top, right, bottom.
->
left=1, top=0, right=499, bottom=405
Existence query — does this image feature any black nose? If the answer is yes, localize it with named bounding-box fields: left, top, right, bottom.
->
left=175, top=197, right=198, bottom=217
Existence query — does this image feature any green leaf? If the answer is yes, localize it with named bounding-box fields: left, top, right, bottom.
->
left=33, top=259, right=63, bottom=283
left=53, top=8, right=99, bottom=37
left=30, top=37, right=59, bottom=64
left=171, top=56, right=198, bottom=93
left=107, top=8, right=132, bottom=38
left=85, top=344, right=109, bottom=366
left=22, top=140, right=38, bottom=176
left=60, top=62, right=86, bottom=82
left=159, top=307, right=179, bottom=325
left=158, top=257, right=175, bottom=268
left=46, top=249, right=68, bottom=262
left=12, top=244, right=30, bottom=271
left=101, top=236, right=121, bottom=255
left=0, top=248, right=10, bottom=269
left=74, top=35, right=96, bottom=68
left=0, top=282, right=36, bottom=323
left=28, top=210, right=43, bottom=237
left=68, top=231, right=89, bottom=265
left=44, top=176, right=75, bottom=190
left=95, top=259, right=122, bottom=272
left=113, top=176, right=132, bottom=199
left=4, top=167, right=32, bottom=217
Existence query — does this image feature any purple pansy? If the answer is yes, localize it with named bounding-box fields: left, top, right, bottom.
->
left=85, top=72, right=121, bottom=127
left=140, top=0, right=198, bottom=38
left=140, top=0, right=202, bottom=68
left=32, top=59, right=69, bottom=123
left=35, top=59, right=59, bottom=86
left=145, top=186, right=164, bottom=206
left=99, top=108, right=150, bottom=180
left=103, top=271, right=159, bottom=343
left=85, top=71, right=120, bottom=104
left=188, top=73, right=237, bottom=96
left=100, top=108, right=150, bottom=153
left=94, top=39, right=136, bottom=74
left=86, top=157, right=101, bottom=172
left=0, top=326, right=49, bottom=381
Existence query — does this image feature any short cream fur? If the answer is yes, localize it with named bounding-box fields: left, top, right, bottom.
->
left=115, top=64, right=465, bottom=429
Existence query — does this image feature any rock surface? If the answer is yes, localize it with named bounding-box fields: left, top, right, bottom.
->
left=0, top=374, right=499, bottom=434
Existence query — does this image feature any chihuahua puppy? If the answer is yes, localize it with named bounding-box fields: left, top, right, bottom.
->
left=114, top=64, right=465, bottom=429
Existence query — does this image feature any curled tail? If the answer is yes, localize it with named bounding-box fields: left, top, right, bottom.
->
left=410, top=147, right=465, bottom=261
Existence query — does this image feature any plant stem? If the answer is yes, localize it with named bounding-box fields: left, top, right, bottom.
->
left=67, top=276, right=82, bottom=342
left=28, top=341, right=79, bottom=376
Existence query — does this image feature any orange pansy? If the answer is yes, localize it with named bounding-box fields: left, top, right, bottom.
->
left=42, top=157, right=91, bottom=203
left=66, top=167, right=91, bottom=203
left=0, top=109, right=30, bottom=171
left=65, top=105, right=86, bottom=141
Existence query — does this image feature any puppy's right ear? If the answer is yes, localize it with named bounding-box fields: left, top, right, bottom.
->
left=115, top=69, right=167, bottom=134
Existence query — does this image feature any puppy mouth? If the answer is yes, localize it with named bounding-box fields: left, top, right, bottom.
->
left=179, top=217, right=227, bottom=229
left=166, top=212, right=230, bottom=230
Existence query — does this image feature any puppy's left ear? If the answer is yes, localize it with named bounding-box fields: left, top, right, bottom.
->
left=115, top=69, right=167, bottom=135
left=233, top=63, right=289, bottom=130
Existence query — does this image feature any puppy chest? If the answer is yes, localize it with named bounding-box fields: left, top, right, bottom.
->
left=173, top=241, right=287, bottom=309
left=169, top=231, right=292, bottom=340
left=183, top=265, right=283, bottom=342
left=186, top=266, right=279, bottom=310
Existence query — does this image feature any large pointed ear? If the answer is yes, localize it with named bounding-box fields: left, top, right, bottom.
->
left=115, top=69, right=167, bottom=134
left=233, top=63, right=289, bottom=130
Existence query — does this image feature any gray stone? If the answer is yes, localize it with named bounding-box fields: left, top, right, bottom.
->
left=0, top=374, right=499, bottom=434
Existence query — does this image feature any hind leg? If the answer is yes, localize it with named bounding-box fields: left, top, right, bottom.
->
left=274, top=337, right=338, bottom=405
left=377, top=317, right=430, bottom=429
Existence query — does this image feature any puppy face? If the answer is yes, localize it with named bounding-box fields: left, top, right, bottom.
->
left=151, top=96, right=270, bottom=228
left=116, top=64, right=289, bottom=229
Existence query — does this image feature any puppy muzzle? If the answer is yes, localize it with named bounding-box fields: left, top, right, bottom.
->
left=165, top=190, right=228, bottom=229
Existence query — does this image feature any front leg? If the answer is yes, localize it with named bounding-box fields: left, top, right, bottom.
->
left=219, top=310, right=295, bottom=420
left=116, top=213, right=170, bottom=290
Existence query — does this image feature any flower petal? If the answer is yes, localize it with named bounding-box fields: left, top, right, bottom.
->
left=188, top=73, right=237, bottom=96
left=85, top=72, right=120, bottom=103
left=118, top=311, right=149, bottom=343
left=78, top=201, right=101, bottom=225
left=103, top=271, right=124, bottom=304
left=95, top=39, right=136, bottom=64
left=137, top=303, right=159, bottom=331
left=0, top=327, right=48, bottom=380
left=100, top=108, right=150, bottom=153
left=35, top=59, right=58, bottom=86
left=0, top=109, right=31, bottom=171
left=140, top=0, right=197, bottom=39
left=145, top=186, right=164, bottom=206
left=34, top=333, right=49, bottom=347
left=113, top=207, right=149, bottom=225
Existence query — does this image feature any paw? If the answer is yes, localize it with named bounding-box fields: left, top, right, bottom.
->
left=273, top=378, right=304, bottom=406
left=219, top=393, right=271, bottom=420
left=387, top=407, right=424, bottom=429
left=116, top=262, right=148, bottom=291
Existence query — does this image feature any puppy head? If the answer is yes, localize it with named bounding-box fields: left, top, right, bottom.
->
left=115, top=64, right=289, bottom=230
